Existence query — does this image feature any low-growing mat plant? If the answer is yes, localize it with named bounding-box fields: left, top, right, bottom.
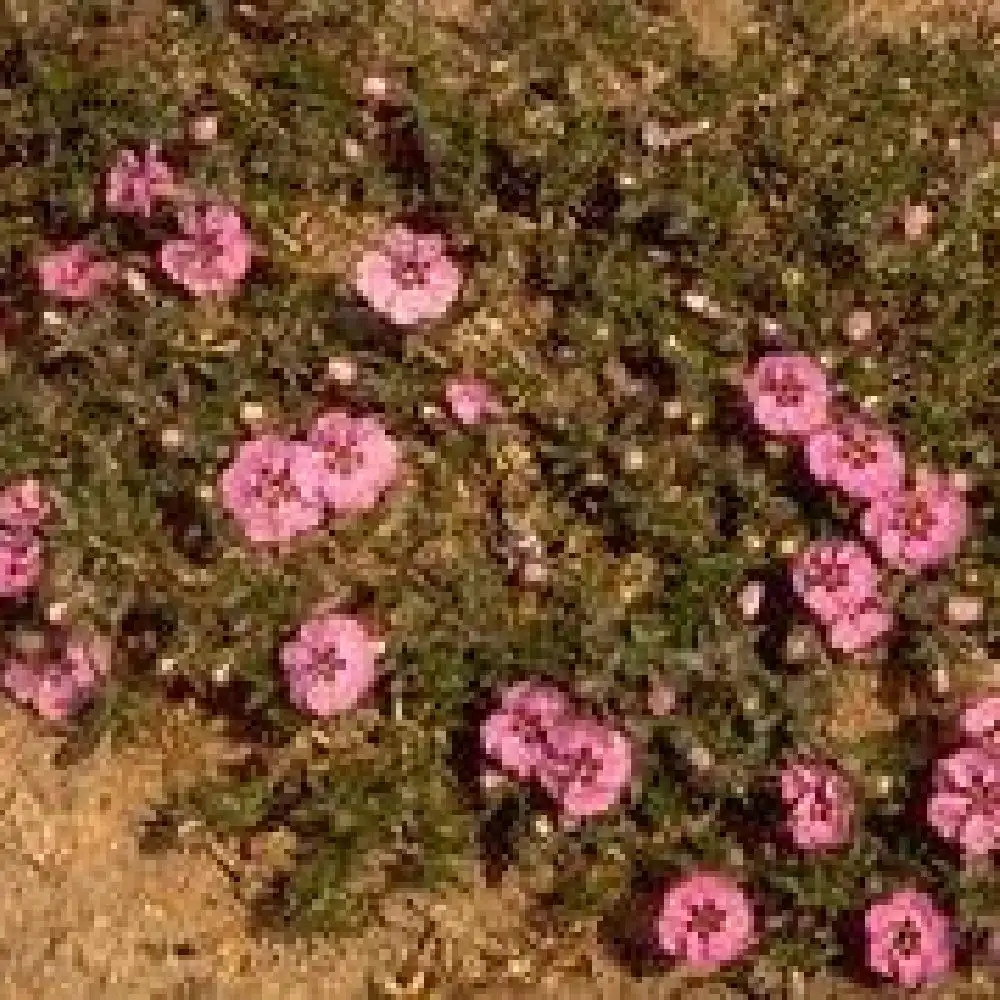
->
left=1, top=0, right=999, bottom=993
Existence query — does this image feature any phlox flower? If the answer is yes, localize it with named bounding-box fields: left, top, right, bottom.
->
left=307, top=410, right=400, bottom=514
left=218, top=435, right=326, bottom=544
left=354, top=225, right=462, bottom=326
left=280, top=612, right=382, bottom=717
left=105, top=144, right=176, bottom=217
left=864, top=889, right=953, bottom=989
left=656, top=871, right=754, bottom=971
left=37, top=243, right=117, bottom=301
left=158, top=204, right=252, bottom=298
left=862, top=472, right=967, bottom=574
left=2, top=633, right=111, bottom=722
left=743, top=353, right=831, bottom=438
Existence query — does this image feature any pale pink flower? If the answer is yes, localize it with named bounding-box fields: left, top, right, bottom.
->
left=37, top=243, right=117, bottom=301
left=862, top=472, right=968, bottom=574
left=0, top=529, right=42, bottom=598
left=218, top=435, right=326, bottom=544
left=445, top=377, right=503, bottom=426
left=791, top=540, right=881, bottom=626
left=743, top=353, right=831, bottom=438
left=656, top=871, right=754, bottom=971
left=354, top=225, right=462, bottom=326
left=307, top=410, right=400, bottom=514
left=158, top=204, right=252, bottom=298
left=864, top=889, right=953, bottom=989
left=0, top=478, right=50, bottom=532
left=280, top=612, right=382, bottom=717
left=104, top=144, right=176, bottom=217
left=960, top=695, right=1000, bottom=752
left=536, top=716, right=634, bottom=819
left=779, top=761, right=854, bottom=850
left=927, top=746, right=1000, bottom=857
left=805, top=418, right=905, bottom=502
left=480, top=681, right=572, bottom=781
left=2, top=634, right=110, bottom=722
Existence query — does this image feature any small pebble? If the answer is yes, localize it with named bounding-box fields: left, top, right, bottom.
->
left=845, top=308, right=873, bottom=343
left=902, top=200, right=933, bottom=241
left=739, top=581, right=764, bottom=620
left=327, top=357, right=358, bottom=384
left=189, top=114, right=218, bottom=144
left=947, top=594, right=983, bottom=625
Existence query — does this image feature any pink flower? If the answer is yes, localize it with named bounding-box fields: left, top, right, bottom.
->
left=37, top=243, right=117, bottom=301
left=743, top=353, right=831, bottom=438
left=824, top=598, right=894, bottom=654
left=0, top=478, right=50, bottom=532
left=779, top=761, right=854, bottom=850
left=307, top=410, right=400, bottom=514
left=105, top=144, right=176, bottom=217
left=2, top=634, right=110, bottom=722
left=656, top=871, right=754, bottom=971
left=535, top=716, right=634, bottom=819
left=862, top=472, right=968, bottom=574
left=280, top=612, right=382, bottom=717
left=354, top=225, right=462, bottom=326
left=158, top=204, right=252, bottom=297
left=445, top=378, right=503, bottom=426
left=791, top=540, right=881, bottom=626
left=864, top=889, right=953, bottom=989
left=218, top=435, right=326, bottom=544
left=0, top=529, right=42, bottom=598
left=805, top=418, right=904, bottom=502
left=926, top=746, right=1000, bottom=857
left=480, top=681, right=572, bottom=781
left=960, top=695, right=1000, bottom=752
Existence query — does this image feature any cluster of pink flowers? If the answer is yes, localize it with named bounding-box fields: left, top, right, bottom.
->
left=745, top=353, right=968, bottom=653
left=653, top=872, right=955, bottom=987
left=0, top=478, right=49, bottom=598
left=926, top=696, right=1000, bottom=858
left=0, top=479, right=110, bottom=722
left=219, top=410, right=400, bottom=544
left=37, top=142, right=252, bottom=302
left=280, top=611, right=382, bottom=717
left=480, top=681, right=634, bottom=820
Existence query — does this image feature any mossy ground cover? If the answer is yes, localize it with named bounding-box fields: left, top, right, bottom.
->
left=1, top=1, right=999, bottom=995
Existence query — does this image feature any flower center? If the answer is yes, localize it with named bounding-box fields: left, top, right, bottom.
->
left=839, top=428, right=881, bottom=469
left=898, top=497, right=935, bottom=539
left=389, top=253, right=432, bottom=289
left=804, top=552, right=850, bottom=592
left=543, top=743, right=602, bottom=790
left=259, top=465, right=300, bottom=508
left=891, top=920, right=923, bottom=958
left=762, top=369, right=804, bottom=408
left=688, top=902, right=727, bottom=938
